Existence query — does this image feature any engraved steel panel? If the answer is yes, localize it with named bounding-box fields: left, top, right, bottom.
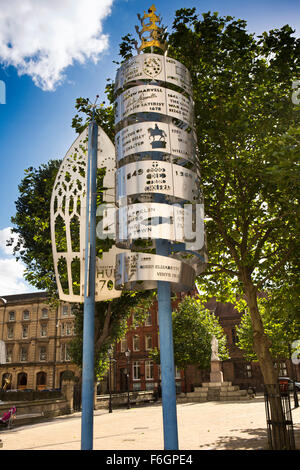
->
left=51, top=127, right=125, bottom=302
left=115, top=121, right=196, bottom=162
left=115, top=53, right=192, bottom=96
left=115, top=252, right=195, bottom=291
left=115, top=85, right=194, bottom=127
left=116, top=202, right=188, bottom=245
left=116, top=160, right=199, bottom=202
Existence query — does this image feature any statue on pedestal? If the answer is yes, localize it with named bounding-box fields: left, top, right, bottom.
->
left=210, top=335, right=223, bottom=383
left=211, top=335, right=219, bottom=361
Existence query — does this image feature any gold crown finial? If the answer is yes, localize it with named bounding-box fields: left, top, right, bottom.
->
left=135, top=4, right=167, bottom=53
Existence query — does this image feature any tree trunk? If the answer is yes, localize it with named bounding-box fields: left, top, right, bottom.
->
left=243, top=273, right=290, bottom=449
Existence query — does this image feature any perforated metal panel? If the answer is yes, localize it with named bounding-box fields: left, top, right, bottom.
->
left=50, top=127, right=126, bottom=302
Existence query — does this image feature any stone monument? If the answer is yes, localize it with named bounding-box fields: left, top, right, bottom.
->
left=210, top=336, right=224, bottom=383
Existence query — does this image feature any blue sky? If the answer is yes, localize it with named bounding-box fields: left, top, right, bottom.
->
left=0, top=0, right=299, bottom=294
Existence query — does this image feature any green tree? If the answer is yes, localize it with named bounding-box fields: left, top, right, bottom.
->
left=236, top=296, right=300, bottom=362
left=150, top=295, right=229, bottom=389
left=10, top=160, right=154, bottom=378
left=165, top=7, right=300, bottom=379
left=10, top=160, right=62, bottom=294
left=69, top=291, right=154, bottom=379
left=164, top=9, right=299, bottom=448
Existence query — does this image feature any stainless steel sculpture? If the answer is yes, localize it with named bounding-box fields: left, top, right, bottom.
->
left=114, top=45, right=206, bottom=292
left=50, top=126, right=125, bottom=302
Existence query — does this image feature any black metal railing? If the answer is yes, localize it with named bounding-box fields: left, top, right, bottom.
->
left=264, top=384, right=295, bottom=450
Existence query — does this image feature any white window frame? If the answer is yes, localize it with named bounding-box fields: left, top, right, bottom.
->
left=66, top=322, right=72, bottom=336
left=20, top=347, right=27, bottom=362
left=145, top=334, right=152, bottom=350
left=23, top=310, right=30, bottom=321
left=22, top=324, right=29, bottom=339
left=6, top=349, right=12, bottom=363
left=8, top=311, right=15, bottom=322
left=61, top=343, right=71, bottom=361
left=39, top=346, right=47, bottom=361
left=40, top=324, right=47, bottom=337
left=120, top=337, right=127, bottom=353
left=41, top=308, right=48, bottom=319
left=62, top=305, right=69, bottom=317
left=133, top=335, right=140, bottom=352
left=145, top=360, right=154, bottom=380
left=145, top=312, right=152, bottom=326
left=133, top=361, right=141, bottom=380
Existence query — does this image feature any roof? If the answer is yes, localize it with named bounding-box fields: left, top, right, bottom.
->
left=0, top=292, right=48, bottom=305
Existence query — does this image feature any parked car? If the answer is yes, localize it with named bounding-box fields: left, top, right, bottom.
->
left=278, top=377, right=300, bottom=392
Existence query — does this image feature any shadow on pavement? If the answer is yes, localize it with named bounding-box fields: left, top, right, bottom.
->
left=199, top=424, right=300, bottom=450
left=199, top=427, right=269, bottom=450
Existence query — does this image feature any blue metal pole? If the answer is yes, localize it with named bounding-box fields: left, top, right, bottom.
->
left=81, top=117, right=98, bottom=450
left=156, top=238, right=179, bottom=450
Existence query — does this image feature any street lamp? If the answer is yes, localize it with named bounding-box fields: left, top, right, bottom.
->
left=108, top=346, right=115, bottom=413
left=124, top=348, right=131, bottom=409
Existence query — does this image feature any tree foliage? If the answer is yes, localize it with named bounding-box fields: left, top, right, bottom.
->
left=236, top=295, right=300, bottom=361
left=10, top=158, right=154, bottom=378
left=163, top=9, right=300, bottom=388
left=150, top=295, right=229, bottom=370
left=10, top=160, right=62, bottom=296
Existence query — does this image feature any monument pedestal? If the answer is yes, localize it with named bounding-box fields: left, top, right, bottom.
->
left=210, top=360, right=223, bottom=383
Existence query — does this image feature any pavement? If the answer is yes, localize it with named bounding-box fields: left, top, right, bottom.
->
left=0, top=396, right=299, bottom=451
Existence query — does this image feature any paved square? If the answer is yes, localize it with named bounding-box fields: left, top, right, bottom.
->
left=0, top=398, right=299, bottom=450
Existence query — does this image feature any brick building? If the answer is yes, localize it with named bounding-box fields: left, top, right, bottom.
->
left=0, top=292, right=79, bottom=391
left=114, top=300, right=182, bottom=394
left=113, top=296, right=299, bottom=394
left=0, top=291, right=298, bottom=395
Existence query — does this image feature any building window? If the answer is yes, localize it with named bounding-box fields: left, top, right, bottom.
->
left=66, top=322, right=72, bottom=336
left=145, top=334, right=152, bottom=350
left=22, top=324, right=29, bottom=339
left=145, top=381, right=155, bottom=390
left=277, top=362, right=288, bottom=377
left=8, top=311, right=15, bottom=322
left=62, top=305, right=69, bottom=317
left=41, top=308, right=48, bottom=318
left=61, top=344, right=70, bottom=361
left=40, top=324, right=47, bottom=337
left=20, top=347, right=27, bottom=362
left=145, top=360, right=153, bottom=380
left=245, top=364, right=252, bottom=378
left=37, top=371, right=47, bottom=389
left=234, top=362, right=253, bottom=379
left=145, top=312, right=152, bottom=326
left=133, top=361, right=141, bottom=380
left=7, top=325, right=14, bottom=339
left=133, top=335, right=140, bottom=351
left=175, top=366, right=181, bottom=379
left=232, top=328, right=238, bottom=344
left=39, top=347, right=47, bottom=361
left=23, top=310, right=30, bottom=320
left=6, top=349, right=13, bottom=363
left=120, top=338, right=127, bottom=352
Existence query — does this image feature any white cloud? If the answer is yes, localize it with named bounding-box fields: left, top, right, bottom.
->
left=0, top=227, right=34, bottom=295
left=0, top=258, right=32, bottom=295
left=0, top=227, right=16, bottom=256
left=0, top=0, right=114, bottom=91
